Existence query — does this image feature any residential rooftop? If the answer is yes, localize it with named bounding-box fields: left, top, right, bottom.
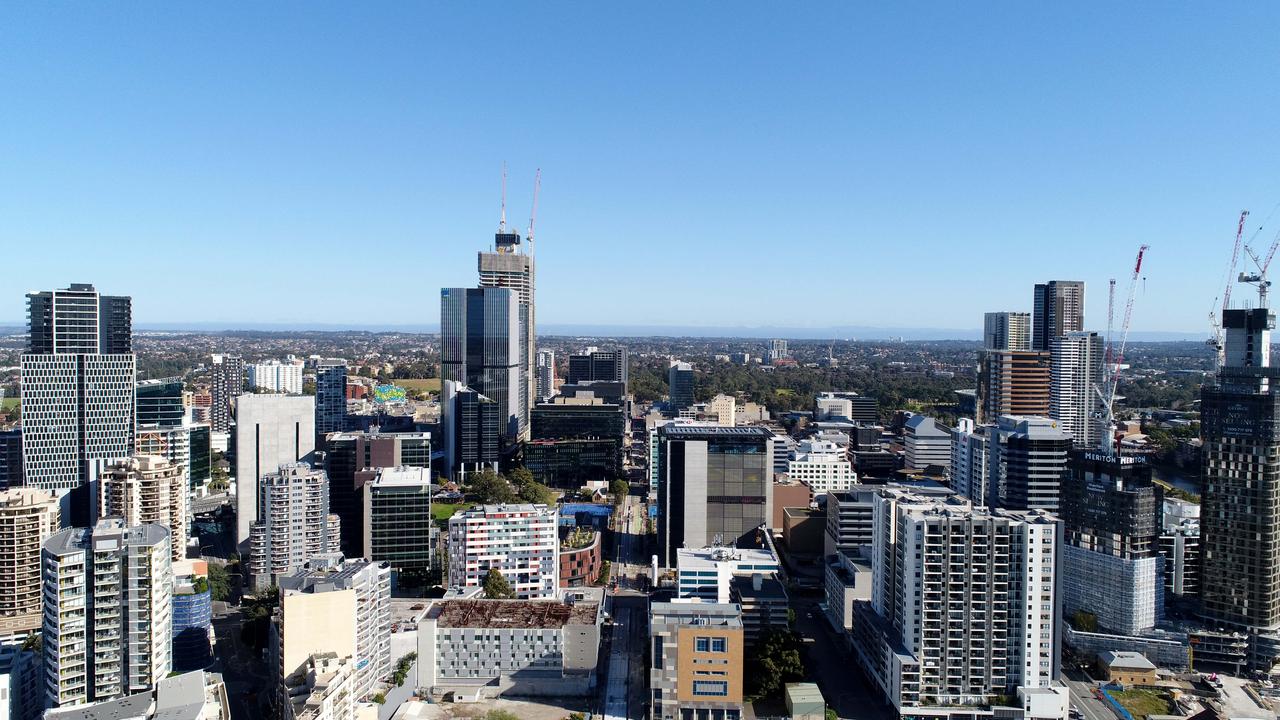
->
left=428, top=599, right=599, bottom=629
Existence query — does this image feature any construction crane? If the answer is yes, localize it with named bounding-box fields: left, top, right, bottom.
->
left=526, top=168, right=541, bottom=257
left=1239, top=227, right=1280, bottom=308
left=1208, top=210, right=1250, bottom=371
left=1106, top=279, right=1117, bottom=368
left=1095, top=245, right=1149, bottom=456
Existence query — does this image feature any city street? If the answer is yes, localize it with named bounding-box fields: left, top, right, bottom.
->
left=1061, top=667, right=1116, bottom=720
left=601, top=485, right=651, bottom=720
left=789, top=595, right=893, bottom=720
left=210, top=603, right=270, bottom=720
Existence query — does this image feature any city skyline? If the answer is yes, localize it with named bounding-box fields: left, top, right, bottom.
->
left=4, top=5, right=1280, bottom=333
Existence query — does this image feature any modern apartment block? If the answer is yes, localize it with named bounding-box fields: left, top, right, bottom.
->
left=987, top=415, right=1072, bottom=512
left=247, top=359, right=304, bottom=395
left=273, top=556, right=391, bottom=704
left=904, top=415, right=951, bottom=471
left=850, top=490, right=1060, bottom=717
left=1049, top=331, right=1104, bottom=447
left=769, top=338, right=789, bottom=363
left=667, top=361, right=695, bottom=411
left=20, top=284, right=135, bottom=522
left=208, top=354, right=244, bottom=433
left=983, top=312, right=1031, bottom=351
left=786, top=439, right=856, bottom=496
left=657, top=425, right=774, bottom=567
left=42, top=519, right=173, bottom=709
left=1200, top=306, right=1280, bottom=667
left=362, top=466, right=432, bottom=579
left=248, top=463, right=340, bottom=590
left=478, top=225, right=536, bottom=420
left=1032, top=280, right=1085, bottom=351
left=280, top=652, right=373, bottom=720
left=314, top=359, right=348, bottom=436
left=649, top=602, right=745, bottom=720
left=566, top=346, right=628, bottom=387
left=978, top=350, right=1051, bottom=424
left=97, top=455, right=188, bottom=562
left=447, top=504, right=559, bottom=599
left=234, top=394, right=316, bottom=546
left=416, top=597, right=602, bottom=698
left=1060, top=451, right=1161, bottom=636
left=440, top=287, right=526, bottom=441
left=323, top=430, right=430, bottom=558
left=949, top=419, right=988, bottom=505
left=823, top=483, right=954, bottom=559
left=535, top=349, right=556, bottom=402
left=0, top=488, right=59, bottom=636
left=135, top=378, right=195, bottom=490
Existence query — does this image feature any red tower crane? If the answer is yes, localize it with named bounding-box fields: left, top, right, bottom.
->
left=1096, top=245, right=1149, bottom=456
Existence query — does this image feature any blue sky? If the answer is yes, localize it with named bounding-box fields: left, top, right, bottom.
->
left=2, top=4, right=1278, bottom=334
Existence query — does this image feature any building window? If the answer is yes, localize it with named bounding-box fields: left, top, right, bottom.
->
left=693, top=680, right=729, bottom=697
left=696, top=637, right=709, bottom=652
left=711, top=637, right=726, bottom=652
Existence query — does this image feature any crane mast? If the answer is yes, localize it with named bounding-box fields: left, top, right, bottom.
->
left=1209, top=211, right=1250, bottom=371
left=1097, top=245, right=1149, bottom=456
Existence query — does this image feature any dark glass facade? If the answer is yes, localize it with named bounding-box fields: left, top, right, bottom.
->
left=525, top=438, right=622, bottom=486
left=136, top=378, right=185, bottom=427
left=1062, top=450, right=1158, bottom=559
left=189, top=424, right=211, bottom=486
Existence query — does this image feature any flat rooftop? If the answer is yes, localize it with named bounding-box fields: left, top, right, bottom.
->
left=373, top=466, right=431, bottom=486
left=429, top=599, right=598, bottom=629
left=677, top=545, right=777, bottom=570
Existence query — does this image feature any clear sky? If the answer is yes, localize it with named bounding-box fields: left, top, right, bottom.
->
left=2, top=4, right=1279, bottom=334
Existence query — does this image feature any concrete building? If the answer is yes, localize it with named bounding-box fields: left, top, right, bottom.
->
left=978, top=350, right=1051, bottom=424
left=667, top=361, right=695, bottom=411
left=1032, top=280, right=1085, bottom=352
left=535, top=349, right=555, bottom=402
left=447, top=504, right=558, bottom=599
left=440, top=381, right=502, bottom=481
left=903, top=415, right=951, bottom=471
left=732, top=573, right=789, bottom=645
left=1200, top=306, right=1280, bottom=669
left=248, top=463, right=339, bottom=590
left=850, top=490, right=1059, bottom=717
left=323, top=431, right=430, bottom=558
left=234, top=394, right=316, bottom=546
left=707, top=394, right=736, bottom=427
left=983, top=312, right=1031, bottom=351
left=247, top=359, right=304, bottom=395
left=43, top=670, right=230, bottom=720
left=20, top=284, right=135, bottom=524
left=988, top=415, right=1072, bottom=512
left=814, top=392, right=878, bottom=424
left=362, top=466, right=432, bottom=581
left=769, top=338, right=789, bottom=364
left=416, top=596, right=602, bottom=698
left=787, top=439, right=856, bottom=496
left=273, top=556, right=391, bottom=704
left=97, top=455, right=187, bottom=562
left=208, top=354, right=244, bottom=433
left=42, top=519, right=172, bottom=709
left=566, top=346, right=627, bottom=387
left=1049, top=331, right=1104, bottom=447
left=441, top=286, right=526, bottom=441
left=771, top=479, right=812, bottom=529
left=657, top=426, right=774, bottom=567
left=1061, top=451, right=1161, bottom=636
left=823, top=550, right=873, bottom=632
left=314, top=360, right=348, bottom=436
left=649, top=602, right=745, bottom=720
left=281, top=652, right=375, bottom=720
left=949, top=419, right=988, bottom=505
left=0, top=489, right=58, bottom=637
left=477, top=225, right=536, bottom=422
left=676, top=545, right=780, bottom=603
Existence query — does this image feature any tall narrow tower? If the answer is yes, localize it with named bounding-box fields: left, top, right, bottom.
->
left=477, top=181, right=536, bottom=435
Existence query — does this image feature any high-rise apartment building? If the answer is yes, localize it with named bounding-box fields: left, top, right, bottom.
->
left=649, top=602, right=745, bottom=720
left=566, top=347, right=628, bottom=387
left=247, top=359, right=304, bottom=395
left=362, top=466, right=432, bottom=579
left=20, top=284, right=135, bottom=522
left=314, top=359, right=348, bottom=436
left=43, top=519, right=172, bottom=709
left=478, top=226, right=535, bottom=418
left=903, top=415, right=951, bottom=471
left=657, top=425, right=774, bottom=567
left=234, top=394, right=316, bottom=545
left=535, top=349, right=555, bottom=402
left=667, top=361, right=695, bottom=411
left=447, top=504, right=559, bottom=599
left=440, top=287, right=526, bottom=441
left=983, top=312, right=1031, bottom=351
left=208, top=354, right=244, bottom=433
left=851, top=489, right=1060, bottom=715
left=1050, top=331, right=1105, bottom=447
left=1200, top=306, right=1280, bottom=667
left=978, top=350, right=1050, bottom=424
left=1032, top=280, right=1085, bottom=351
left=274, top=555, right=391, bottom=704
left=769, top=338, right=789, bottom=363
left=949, top=419, right=989, bottom=505
left=986, top=415, right=1072, bottom=512
left=323, top=431, right=431, bottom=558
left=1060, top=451, right=1161, bottom=636
left=248, top=463, right=339, bottom=590
left=97, top=456, right=188, bottom=562
left=0, top=488, right=58, bottom=636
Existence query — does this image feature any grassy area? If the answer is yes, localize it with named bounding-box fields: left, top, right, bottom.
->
left=431, top=502, right=472, bottom=526
left=1, top=398, right=17, bottom=410
left=393, top=378, right=441, bottom=393
left=1110, top=689, right=1175, bottom=719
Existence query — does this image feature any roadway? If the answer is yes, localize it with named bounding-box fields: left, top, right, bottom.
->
left=789, top=595, right=894, bottom=720
left=1062, top=666, right=1118, bottom=720
left=600, top=485, right=651, bottom=720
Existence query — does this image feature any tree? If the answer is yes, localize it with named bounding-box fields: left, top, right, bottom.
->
left=746, top=628, right=804, bottom=700
left=1070, top=610, right=1098, bottom=633
left=508, top=466, right=535, bottom=488
left=610, top=478, right=629, bottom=505
left=469, top=468, right=517, bottom=504
left=207, top=563, right=232, bottom=602
left=825, top=709, right=838, bottom=720
left=482, top=568, right=515, bottom=599
left=484, top=712, right=520, bottom=720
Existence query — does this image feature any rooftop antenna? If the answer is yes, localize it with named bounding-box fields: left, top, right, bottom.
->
left=499, top=162, right=508, bottom=233
left=527, top=168, right=541, bottom=257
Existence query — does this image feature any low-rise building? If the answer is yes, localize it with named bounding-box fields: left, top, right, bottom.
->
left=649, top=602, right=745, bottom=720
left=416, top=596, right=602, bottom=698
left=1097, top=651, right=1158, bottom=686
left=558, top=527, right=602, bottom=587
left=782, top=507, right=823, bottom=556
left=823, top=551, right=873, bottom=632
left=731, top=574, right=789, bottom=645
left=42, top=670, right=230, bottom=720
left=787, top=440, right=856, bottom=496
left=675, top=545, right=780, bottom=603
